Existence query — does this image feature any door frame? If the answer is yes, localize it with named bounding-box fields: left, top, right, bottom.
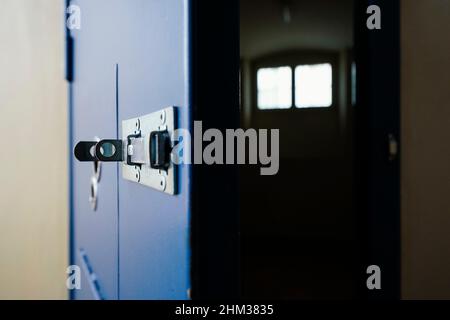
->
left=190, top=0, right=241, bottom=299
left=354, top=0, right=401, bottom=299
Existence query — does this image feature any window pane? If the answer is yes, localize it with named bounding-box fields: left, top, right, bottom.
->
left=257, top=66, right=292, bottom=109
left=295, top=63, right=332, bottom=108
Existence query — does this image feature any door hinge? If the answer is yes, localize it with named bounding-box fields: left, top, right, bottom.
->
left=74, top=106, right=178, bottom=195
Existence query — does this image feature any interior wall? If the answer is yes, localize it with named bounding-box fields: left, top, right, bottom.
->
left=0, top=0, right=68, bottom=299
left=240, top=0, right=354, bottom=58
left=240, top=0, right=354, bottom=161
left=401, top=0, right=450, bottom=299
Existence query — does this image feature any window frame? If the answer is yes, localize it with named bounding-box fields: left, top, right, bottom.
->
left=251, top=50, right=339, bottom=113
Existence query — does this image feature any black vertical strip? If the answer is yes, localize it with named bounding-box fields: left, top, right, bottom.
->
left=291, top=64, right=295, bottom=108
left=65, top=0, right=74, bottom=82
left=190, top=0, right=240, bottom=299
left=354, top=0, right=401, bottom=299
left=66, top=36, right=74, bottom=82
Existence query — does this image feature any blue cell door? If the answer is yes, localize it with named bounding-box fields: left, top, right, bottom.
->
left=69, top=0, right=191, bottom=299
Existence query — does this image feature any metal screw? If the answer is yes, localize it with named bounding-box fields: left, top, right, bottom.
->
left=160, top=111, right=166, bottom=125
left=135, top=119, right=140, bottom=130
left=135, top=170, right=141, bottom=182
left=159, top=175, right=166, bottom=190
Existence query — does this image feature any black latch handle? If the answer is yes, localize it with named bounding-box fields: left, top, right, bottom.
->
left=74, top=141, right=97, bottom=162
left=150, top=131, right=171, bottom=170
left=74, top=140, right=123, bottom=162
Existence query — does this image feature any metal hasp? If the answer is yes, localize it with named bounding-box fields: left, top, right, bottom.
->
left=74, top=106, right=178, bottom=195
left=122, top=107, right=177, bottom=194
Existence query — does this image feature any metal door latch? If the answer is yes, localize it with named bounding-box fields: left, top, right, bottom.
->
left=74, top=107, right=177, bottom=195
left=388, top=133, right=399, bottom=162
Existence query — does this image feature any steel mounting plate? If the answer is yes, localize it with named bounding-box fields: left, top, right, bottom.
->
left=121, top=106, right=177, bottom=195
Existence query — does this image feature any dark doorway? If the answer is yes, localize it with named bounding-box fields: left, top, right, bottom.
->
left=239, top=0, right=358, bottom=299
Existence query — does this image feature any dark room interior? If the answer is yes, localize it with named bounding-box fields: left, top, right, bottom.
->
left=239, top=0, right=357, bottom=299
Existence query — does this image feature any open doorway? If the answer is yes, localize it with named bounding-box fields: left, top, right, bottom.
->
left=239, top=0, right=357, bottom=299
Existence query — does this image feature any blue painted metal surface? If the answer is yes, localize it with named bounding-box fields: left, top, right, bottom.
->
left=70, top=0, right=191, bottom=299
